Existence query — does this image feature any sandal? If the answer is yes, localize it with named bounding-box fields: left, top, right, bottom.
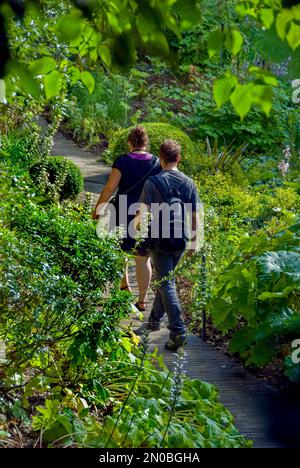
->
left=121, top=285, right=132, bottom=292
left=135, top=301, right=147, bottom=312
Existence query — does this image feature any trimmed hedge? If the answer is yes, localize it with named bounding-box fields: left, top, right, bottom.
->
left=30, top=156, right=84, bottom=201
left=105, top=123, right=196, bottom=175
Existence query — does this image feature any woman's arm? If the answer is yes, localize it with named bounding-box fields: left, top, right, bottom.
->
left=92, top=168, right=122, bottom=219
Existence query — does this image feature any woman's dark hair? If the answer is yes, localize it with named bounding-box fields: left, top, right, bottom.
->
left=127, top=125, right=149, bottom=150
left=159, top=139, right=181, bottom=163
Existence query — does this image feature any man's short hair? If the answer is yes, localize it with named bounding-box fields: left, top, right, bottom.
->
left=160, top=139, right=181, bottom=163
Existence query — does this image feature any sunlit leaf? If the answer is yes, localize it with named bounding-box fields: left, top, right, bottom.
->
left=68, top=66, right=81, bottom=83
left=286, top=22, right=300, bottom=50
left=57, top=13, right=83, bottom=41
left=207, top=30, right=224, bottom=58
left=249, top=66, right=278, bottom=86
left=174, top=0, right=202, bottom=30
left=98, top=45, right=111, bottom=67
left=225, top=29, right=244, bottom=56
left=10, top=62, right=40, bottom=99
left=81, top=70, right=95, bottom=94
left=147, top=32, right=170, bottom=56
left=213, top=73, right=238, bottom=108
left=259, top=8, right=275, bottom=29
left=252, top=85, right=273, bottom=116
left=235, top=3, right=255, bottom=17
left=258, top=286, right=294, bottom=300
left=29, top=57, right=57, bottom=76
left=292, top=4, right=300, bottom=20
left=44, top=70, right=62, bottom=99
left=107, top=11, right=122, bottom=34
left=230, top=83, right=254, bottom=119
left=276, top=10, right=293, bottom=39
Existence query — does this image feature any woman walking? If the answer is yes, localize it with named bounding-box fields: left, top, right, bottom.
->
left=93, top=126, right=161, bottom=310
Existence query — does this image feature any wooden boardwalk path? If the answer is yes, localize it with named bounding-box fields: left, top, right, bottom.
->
left=44, top=122, right=300, bottom=448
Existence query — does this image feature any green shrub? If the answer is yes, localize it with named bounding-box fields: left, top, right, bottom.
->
left=105, top=122, right=196, bottom=175
left=0, top=161, right=128, bottom=368
left=210, top=220, right=300, bottom=376
left=30, top=156, right=83, bottom=200
left=0, top=132, right=38, bottom=169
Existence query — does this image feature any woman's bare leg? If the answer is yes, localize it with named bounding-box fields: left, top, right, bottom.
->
left=135, top=255, right=152, bottom=304
left=121, top=261, right=131, bottom=291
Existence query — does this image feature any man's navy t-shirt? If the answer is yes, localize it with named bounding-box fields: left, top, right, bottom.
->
left=139, top=169, right=200, bottom=248
left=140, top=169, right=199, bottom=210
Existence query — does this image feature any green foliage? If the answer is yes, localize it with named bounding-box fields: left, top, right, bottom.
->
left=171, top=2, right=230, bottom=71
left=2, top=0, right=299, bottom=120
left=100, top=370, right=250, bottom=448
left=206, top=1, right=300, bottom=116
left=142, top=74, right=295, bottom=156
left=205, top=139, right=248, bottom=172
left=0, top=132, right=38, bottom=169
left=236, top=0, right=300, bottom=51
left=30, top=156, right=84, bottom=201
left=0, top=162, right=136, bottom=446
left=208, top=28, right=244, bottom=58
left=65, top=73, right=136, bottom=145
left=210, top=221, right=300, bottom=372
left=30, top=356, right=250, bottom=448
left=0, top=224, right=127, bottom=365
left=285, top=356, right=300, bottom=383
left=192, top=171, right=264, bottom=284
left=196, top=164, right=300, bottom=244
left=2, top=0, right=300, bottom=447
left=105, top=122, right=196, bottom=175
left=253, top=25, right=300, bottom=79
left=178, top=163, right=300, bottom=382
left=0, top=158, right=249, bottom=448
left=213, top=68, right=277, bottom=119
left=2, top=0, right=202, bottom=104
left=0, top=160, right=127, bottom=366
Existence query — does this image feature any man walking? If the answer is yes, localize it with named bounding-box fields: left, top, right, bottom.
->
left=136, top=139, right=200, bottom=350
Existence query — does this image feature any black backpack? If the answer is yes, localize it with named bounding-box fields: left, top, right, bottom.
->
left=148, top=174, right=190, bottom=251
